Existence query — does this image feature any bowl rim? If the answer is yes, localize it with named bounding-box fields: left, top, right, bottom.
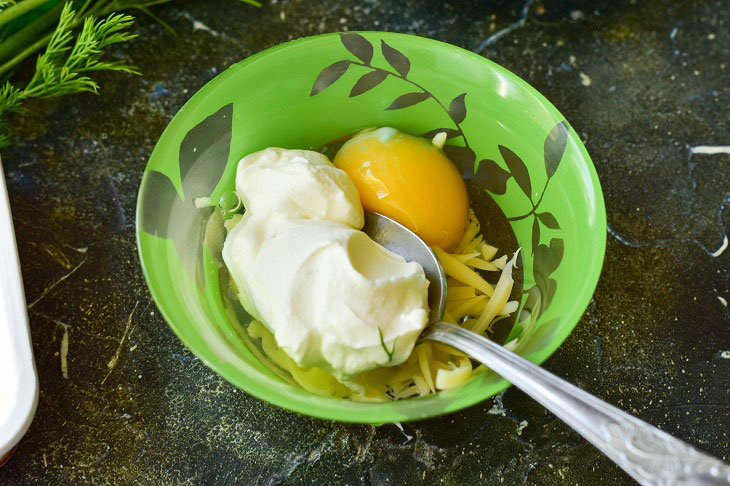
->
left=136, top=31, right=607, bottom=423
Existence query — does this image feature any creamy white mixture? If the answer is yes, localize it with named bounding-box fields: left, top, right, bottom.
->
left=235, top=148, right=363, bottom=227
left=222, top=148, right=429, bottom=379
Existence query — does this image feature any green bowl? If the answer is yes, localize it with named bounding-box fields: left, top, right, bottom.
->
left=136, top=32, right=606, bottom=423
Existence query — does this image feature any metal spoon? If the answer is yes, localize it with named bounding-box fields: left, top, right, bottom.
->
left=364, top=211, right=730, bottom=486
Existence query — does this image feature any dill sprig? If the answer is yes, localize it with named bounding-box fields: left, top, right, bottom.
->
left=378, top=326, right=397, bottom=362
left=0, top=0, right=260, bottom=149
left=27, top=4, right=138, bottom=96
left=0, top=2, right=140, bottom=147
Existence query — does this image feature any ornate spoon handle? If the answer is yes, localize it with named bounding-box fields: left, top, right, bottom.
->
left=423, top=321, right=730, bottom=485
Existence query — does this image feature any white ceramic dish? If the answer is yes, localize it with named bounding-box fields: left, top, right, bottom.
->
left=0, top=159, right=38, bottom=466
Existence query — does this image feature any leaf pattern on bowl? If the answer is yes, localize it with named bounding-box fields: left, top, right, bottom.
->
left=502, top=121, right=568, bottom=313
left=139, top=103, right=233, bottom=282
left=312, top=33, right=480, bottom=182
left=311, top=34, right=572, bottom=318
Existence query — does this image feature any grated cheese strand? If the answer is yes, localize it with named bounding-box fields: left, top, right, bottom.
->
left=433, top=342, right=468, bottom=358
left=481, top=243, right=498, bottom=261
left=416, top=343, right=435, bottom=393
left=448, top=294, right=488, bottom=321
left=499, top=300, right=519, bottom=316
left=447, top=285, right=476, bottom=301
left=433, top=246, right=494, bottom=296
left=442, top=309, right=458, bottom=325
left=492, top=254, right=508, bottom=270
left=435, top=358, right=472, bottom=390
left=471, top=250, right=519, bottom=334
left=464, top=258, right=500, bottom=271
left=452, top=252, right=481, bottom=262
left=455, top=209, right=481, bottom=253
left=413, top=374, right=430, bottom=396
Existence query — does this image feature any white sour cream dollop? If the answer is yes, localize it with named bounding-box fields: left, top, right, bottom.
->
left=222, top=148, right=429, bottom=379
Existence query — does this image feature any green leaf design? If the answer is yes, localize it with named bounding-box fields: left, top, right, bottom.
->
left=421, top=128, right=460, bottom=139
left=549, top=237, right=564, bottom=267
left=499, top=145, right=532, bottom=199
left=340, top=33, right=373, bottom=65
left=140, top=103, right=233, bottom=282
left=349, top=69, right=388, bottom=97
left=443, top=144, right=476, bottom=177
left=139, top=170, right=178, bottom=239
left=448, top=93, right=467, bottom=124
left=544, top=278, right=557, bottom=312
left=180, top=104, right=233, bottom=199
left=534, top=273, right=558, bottom=313
left=534, top=244, right=551, bottom=275
left=475, top=159, right=511, bottom=195
left=385, top=91, right=430, bottom=110
left=520, top=285, right=542, bottom=316
left=310, top=60, right=351, bottom=96
left=534, top=238, right=564, bottom=278
left=536, top=211, right=560, bottom=229
left=545, top=121, right=569, bottom=179
left=381, top=40, right=410, bottom=77
left=139, top=169, right=211, bottom=282
left=531, top=216, right=540, bottom=254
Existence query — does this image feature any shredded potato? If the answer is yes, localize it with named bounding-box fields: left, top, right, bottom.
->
left=241, top=208, right=519, bottom=402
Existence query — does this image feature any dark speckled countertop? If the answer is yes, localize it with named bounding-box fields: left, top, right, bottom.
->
left=1, top=0, right=729, bottom=484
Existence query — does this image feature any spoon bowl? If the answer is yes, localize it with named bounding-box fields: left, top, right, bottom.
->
left=362, top=211, right=447, bottom=322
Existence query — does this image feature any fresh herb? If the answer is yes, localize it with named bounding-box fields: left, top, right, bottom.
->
left=378, top=326, right=397, bottom=362
left=0, top=0, right=260, bottom=149
left=0, top=1, right=149, bottom=147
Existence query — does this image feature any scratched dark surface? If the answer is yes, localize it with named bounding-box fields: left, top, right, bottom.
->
left=2, top=0, right=729, bottom=484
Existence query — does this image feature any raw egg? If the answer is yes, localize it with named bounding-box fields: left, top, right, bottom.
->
left=334, top=127, right=469, bottom=251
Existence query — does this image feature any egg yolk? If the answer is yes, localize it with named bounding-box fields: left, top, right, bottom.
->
left=334, top=127, right=469, bottom=251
